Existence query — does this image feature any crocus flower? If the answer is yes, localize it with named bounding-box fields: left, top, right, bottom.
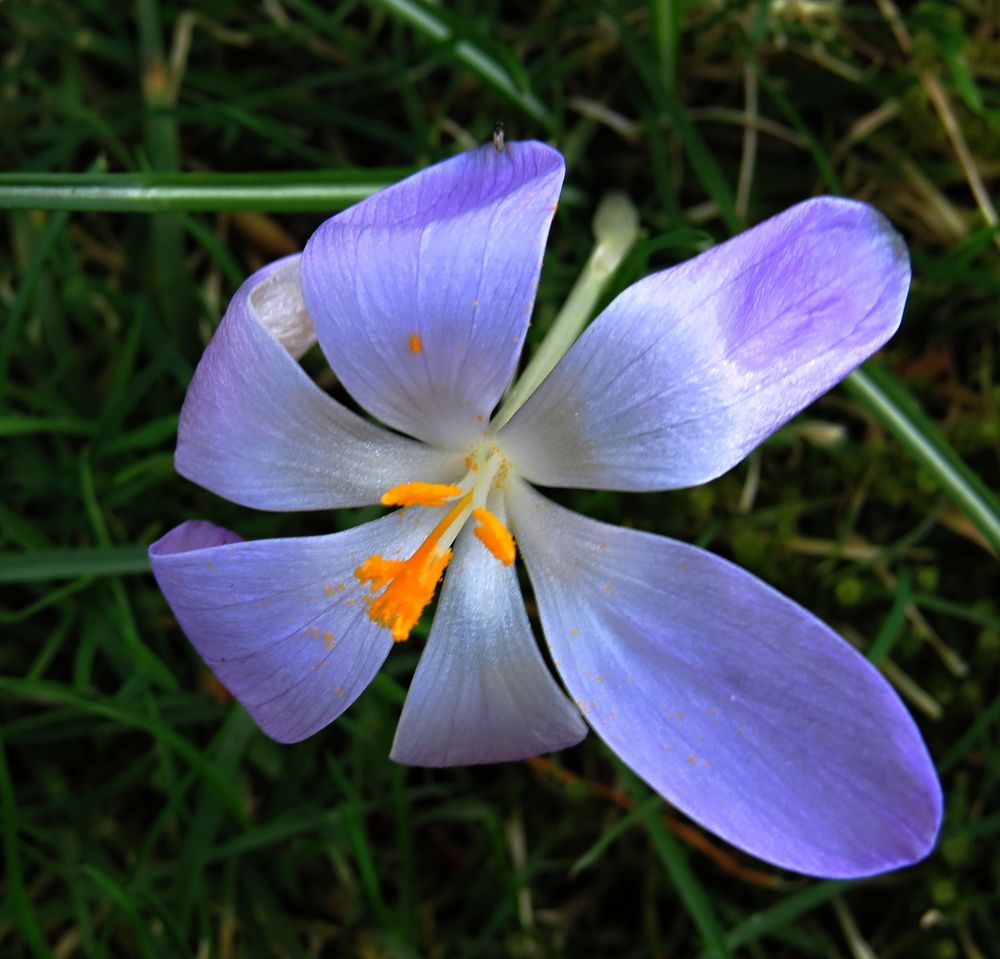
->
left=150, top=140, right=941, bottom=878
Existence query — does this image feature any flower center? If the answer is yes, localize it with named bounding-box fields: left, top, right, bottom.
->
left=355, top=445, right=515, bottom=642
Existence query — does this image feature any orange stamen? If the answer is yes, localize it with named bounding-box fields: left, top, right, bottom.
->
left=472, top=507, right=516, bottom=566
left=356, top=492, right=472, bottom=642
left=380, top=482, right=462, bottom=508
left=409, top=333, right=422, bottom=353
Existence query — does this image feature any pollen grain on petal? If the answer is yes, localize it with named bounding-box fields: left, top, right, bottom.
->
left=472, top=507, right=516, bottom=566
left=380, top=481, right=463, bottom=508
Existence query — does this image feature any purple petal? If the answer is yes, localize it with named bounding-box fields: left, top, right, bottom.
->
left=176, top=255, right=462, bottom=511
left=301, top=141, right=564, bottom=448
left=391, top=518, right=586, bottom=767
left=508, top=481, right=941, bottom=877
left=500, top=198, right=910, bottom=490
left=149, top=506, right=449, bottom=743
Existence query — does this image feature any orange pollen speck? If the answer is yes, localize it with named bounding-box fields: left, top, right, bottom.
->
left=409, top=333, right=422, bottom=353
left=380, top=481, right=462, bottom=508
left=472, top=507, right=516, bottom=566
left=355, top=491, right=472, bottom=642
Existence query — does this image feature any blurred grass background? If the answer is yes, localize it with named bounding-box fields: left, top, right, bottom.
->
left=1, top=0, right=999, bottom=956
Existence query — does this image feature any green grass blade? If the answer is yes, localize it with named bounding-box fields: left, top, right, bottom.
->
left=0, top=678, right=248, bottom=823
left=0, top=736, right=53, bottom=959
left=753, top=62, right=840, bottom=194
left=843, top=363, right=1000, bottom=557
left=390, top=763, right=418, bottom=939
left=0, top=209, right=69, bottom=407
left=649, top=0, right=683, bottom=93
left=371, top=0, right=554, bottom=130
left=174, top=711, right=257, bottom=934
left=938, top=688, right=1000, bottom=774
left=0, top=415, right=97, bottom=437
left=714, top=880, right=851, bottom=955
left=79, top=865, right=159, bottom=959
left=867, top=566, right=911, bottom=664
left=0, top=577, right=94, bottom=626
left=0, top=546, right=151, bottom=583
left=627, top=773, right=732, bottom=959
left=608, top=8, right=740, bottom=231
left=0, top=171, right=405, bottom=212
left=570, top=793, right=663, bottom=877
left=656, top=93, right=740, bottom=232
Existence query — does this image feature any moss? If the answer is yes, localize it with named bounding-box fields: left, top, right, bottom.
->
left=931, top=878, right=958, bottom=908
left=976, top=628, right=1000, bottom=662
left=916, top=565, right=941, bottom=592
left=835, top=576, right=865, bottom=607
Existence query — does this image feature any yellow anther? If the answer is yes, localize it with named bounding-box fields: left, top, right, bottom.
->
left=472, top=507, right=516, bottom=566
left=409, top=333, right=422, bottom=353
left=356, top=550, right=452, bottom=642
left=356, top=491, right=472, bottom=642
left=380, top=482, right=462, bottom=508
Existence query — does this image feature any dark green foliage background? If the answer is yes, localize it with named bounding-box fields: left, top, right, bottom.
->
left=2, top=1, right=998, bottom=956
